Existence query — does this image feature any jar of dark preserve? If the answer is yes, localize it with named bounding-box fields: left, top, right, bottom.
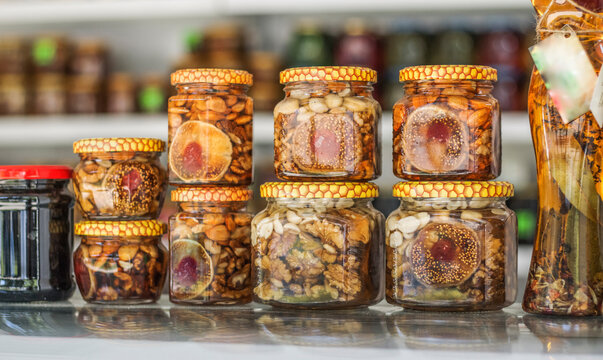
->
left=0, top=166, right=74, bottom=302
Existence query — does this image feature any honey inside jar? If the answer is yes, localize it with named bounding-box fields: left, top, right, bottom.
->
left=386, top=181, right=517, bottom=311
left=168, top=68, right=253, bottom=186
left=252, top=182, right=384, bottom=309
left=169, top=187, right=253, bottom=305
left=274, top=66, right=382, bottom=181
left=73, top=220, right=167, bottom=304
left=393, top=65, right=500, bottom=180
left=72, top=138, right=167, bottom=220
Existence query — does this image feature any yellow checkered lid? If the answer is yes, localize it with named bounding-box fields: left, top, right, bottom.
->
left=399, top=65, right=497, bottom=82
left=393, top=181, right=513, bottom=198
left=172, top=186, right=251, bottom=202
left=73, top=138, right=165, bottom=154
left=280, top=66, right=377, bottom=84
left=75, top=220, right=166, bottom=237
left=260, top=182, right=379, bottom=199
left=170, top=68, right=253, bottom=86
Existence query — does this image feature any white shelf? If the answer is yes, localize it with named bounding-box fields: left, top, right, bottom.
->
left=0, top=0, right=531, bottom=25
left=0, top=111, right=530, bottom=147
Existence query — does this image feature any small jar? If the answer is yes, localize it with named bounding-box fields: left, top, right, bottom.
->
left=31, top=35, right=69, bottom=74
left=69, top=40, right=108, bottom=78
left=252, top=182, right=384, bottom=309
left=0, top=166, right=74, bottom=302
left=33, top=74, right=66, bottom=115
left=67, top=76, right=103, bottom=114
left=73, top=220, right=167, bottom=304
left=72, top=138, right=167, bottom=220
left=386, top=181, right=517, bottom=311
left=0, top=74, right=27, bottom=115
left=168, top=68, right=253, bottom=186
left=275, top=66, right=382, bottom=181
left=106, top=73, right=137, bottom=114
left=393, top=65, right=501, bottom=180
left=169, top=187, right=252, bottom=305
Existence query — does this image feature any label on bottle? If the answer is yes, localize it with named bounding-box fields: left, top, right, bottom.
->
left=530, top=25, right=597, bottom=124
left=589, top=66, right=603, bottom=127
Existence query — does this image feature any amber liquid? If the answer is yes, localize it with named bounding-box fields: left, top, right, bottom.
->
left=523, top=15, right=603, bottom=314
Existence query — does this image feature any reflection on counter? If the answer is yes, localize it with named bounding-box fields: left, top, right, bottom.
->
left=0, top=301, right=602, bottom=356
left=388, top=310, right=519, bottom=351
left=170, top=307, right=261, bottom=343
left=0, top=305, right=82, bottom=337
left=523, top=315, right=603, bottom=354
left=255, top=308, right=390, bottom=348
left=77, top=306, right=171, bottom=340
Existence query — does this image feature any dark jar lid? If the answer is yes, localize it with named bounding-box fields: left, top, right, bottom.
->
left=0, top=165, right=72, bottom=180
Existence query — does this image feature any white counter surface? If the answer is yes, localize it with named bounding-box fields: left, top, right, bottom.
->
left=0, top=246, right=600, bottom=360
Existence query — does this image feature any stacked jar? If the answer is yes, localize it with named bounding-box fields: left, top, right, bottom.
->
left=253, top=66, right=385, bottom=309
left=71, top=137, right=168, bottom=304
left=387, top=65, right=518, bottom=311
left=167, top=68, right=254, bottom=305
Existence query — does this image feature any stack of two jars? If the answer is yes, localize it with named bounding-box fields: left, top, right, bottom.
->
left=255, top=66, right=385, bottom=309
left=388, top=65, right=518, bottom=311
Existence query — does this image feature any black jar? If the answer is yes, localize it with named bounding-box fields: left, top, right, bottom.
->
left=0, top=166, right=74, bottom=302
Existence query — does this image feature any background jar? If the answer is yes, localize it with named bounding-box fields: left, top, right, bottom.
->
left=0, top=166, right=74, bottom=302
left=72, top=138, right=167, bottom=220
left=274, top=66, right=382, bottom=181
left=168, top=68, right=253, bottom=186
left=169, top=187, right=252, bottom=305
left=393, top=65, right=500, bottom=180
left=386, top=181, right=517, bottom=311
left=73, top=220, right=167, bottom=304
left=252, top=182, right=384, bottom=309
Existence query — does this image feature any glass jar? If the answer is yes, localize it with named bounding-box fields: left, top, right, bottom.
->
left=69, top=40, right=108, bottom=78
left=138, top=74, right=167, bottom=114
left=393, top=65, right=501, bottom=180
left=252, top=182, right=384, bottom=309
left=386, top=181, right=517, bottom=311
left=0, top=166, right=74, bottom=302
left=275, top=66, right=382, bottom=181
left=0, top=74, right=27, bottom=115
left=72, top=138, right=167, bottom=220
left=168, top=68, right=253, bottom=186
left=31, top=35, right=68, bottom=74
left=33, top=74, right=66, bottom=115
left=67, top=76, right=102, bottom=114
left=524, top=0, right=603, bottom=316
left=73, top=220, right=167, bottom=304
left=106, top=73, right=136, bottom=114
left=0, top=37, right=27, bottom=74
left=169, top=187, right=252, bottom=305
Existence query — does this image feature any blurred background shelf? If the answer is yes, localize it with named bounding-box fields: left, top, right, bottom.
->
left=0, top=111, right=530, bottom=146
left=0, top=0, right=531, bottom=25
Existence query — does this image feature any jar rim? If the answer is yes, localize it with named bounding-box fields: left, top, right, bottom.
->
left=399, top=65, right=497, bottom=82
left=171, top=187, right=252, bottom=202
left=171, top=68, right=253, bottom=86
left=393, top=181, right=513, bottom=198
left=73, top=137, right=165, bottom=154
left=280, top=66, right=377, bottom=84
left=75, top=220, right=166, bottom=237
left=260, top=182, right=379, bottom=199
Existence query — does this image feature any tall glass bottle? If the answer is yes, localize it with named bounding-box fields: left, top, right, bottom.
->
left=523, top=0, right=603, bottom=316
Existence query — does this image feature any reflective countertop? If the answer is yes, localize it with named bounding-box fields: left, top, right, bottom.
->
left=1, top=299, right=602, bottom=360
left=0, top=246, right=601, bottom=360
